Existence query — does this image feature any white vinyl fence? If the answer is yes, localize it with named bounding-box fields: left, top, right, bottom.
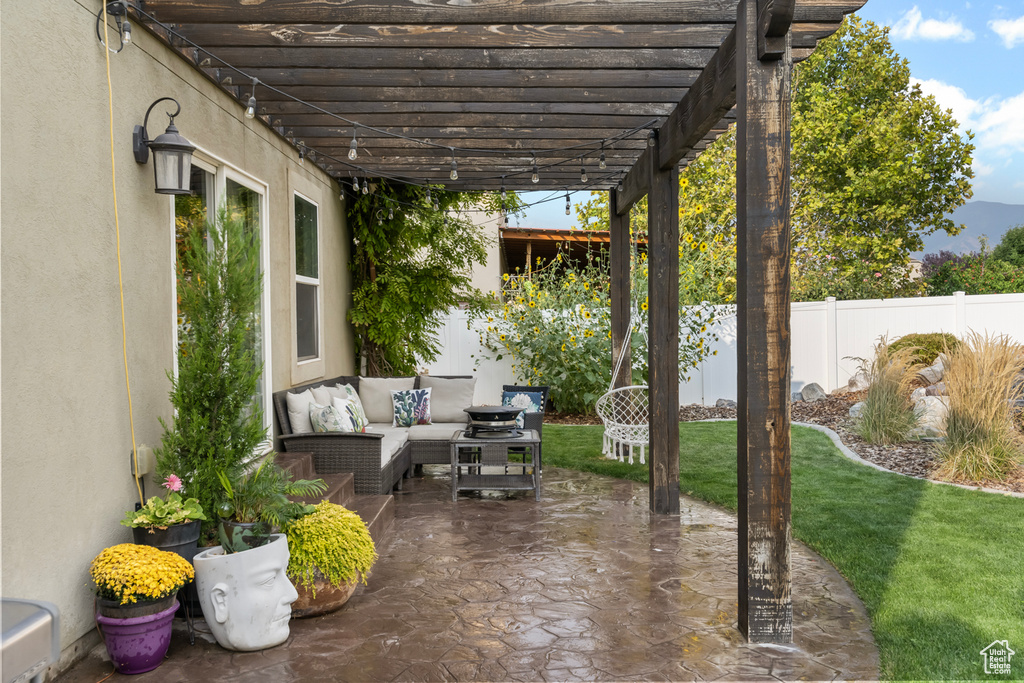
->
left=422, top=292, right=1024, bottom=407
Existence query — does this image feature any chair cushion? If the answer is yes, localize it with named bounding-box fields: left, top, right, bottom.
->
left=392, top=388, right=432, bottom=427
left=359, top=377, right=415, bottom=423
left=406, top=423, right=466, bottom=442
left=285, top=389, right=316, bottom=434
left=502, top=390, right=545, bottom=429
left=380, top=430, right=409, bottom=467
left=418, top=376, right=475, bottom=423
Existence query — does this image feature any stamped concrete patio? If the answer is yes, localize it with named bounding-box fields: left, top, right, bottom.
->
left=60, top=467, right=878, bottom=682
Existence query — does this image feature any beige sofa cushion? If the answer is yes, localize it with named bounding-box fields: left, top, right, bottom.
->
left=358, top=377, right=415, bottom=423
left=418, top=376, right=475, bottom=423
left=365, top=424, right=410, bottom=467
left=407, top=423, right=466, bottom=442
left=285, top=389, right=316, bottom=434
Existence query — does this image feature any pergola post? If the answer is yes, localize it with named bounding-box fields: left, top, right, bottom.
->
left=647, top=138, right=680, bottom=515
left=736, top=0, right=794, bottom=643
left=609, top=191, right=632, bottom=391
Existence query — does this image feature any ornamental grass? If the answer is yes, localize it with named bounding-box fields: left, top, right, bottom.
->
left=286, top=502, right=377, bottom=598
left=853, top=338, right=923, bottom=444
left=935, top=330, right=1024, bottom=482
left=89, top=543, right=194, bottom=605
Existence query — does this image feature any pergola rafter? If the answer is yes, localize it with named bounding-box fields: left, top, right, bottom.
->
left=134, top=0, right=865, bottom=643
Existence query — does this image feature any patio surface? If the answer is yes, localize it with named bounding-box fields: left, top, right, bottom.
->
left=60, top=466, right=878, bottom=682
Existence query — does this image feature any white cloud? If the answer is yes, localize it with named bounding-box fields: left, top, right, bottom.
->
left=912, top=78, right=1024, bottom=171
left=989, top=16, right=1024, bottom=48
left=974, top=160, right=994, bottom=177
left=892, top=6, right=976, bottom=42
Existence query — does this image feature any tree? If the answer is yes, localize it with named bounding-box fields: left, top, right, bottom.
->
left=347, top=181, right=521, bottom=375
left=789, top=15, right=974, bottom=299
left=573, top=16, right=974, bottom=301
left=156, top=210, right=267, bottom=537
left=992, top=225, right=1024, bottom=268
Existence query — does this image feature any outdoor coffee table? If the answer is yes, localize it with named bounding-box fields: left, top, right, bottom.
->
left=450, top=429, right=541, bottom=501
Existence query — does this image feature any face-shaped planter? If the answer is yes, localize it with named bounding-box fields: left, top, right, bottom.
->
left=193, top=534, right=298, bottom=651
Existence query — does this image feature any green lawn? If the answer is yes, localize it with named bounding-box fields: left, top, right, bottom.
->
left=544, top=422, right=1024, bottom=681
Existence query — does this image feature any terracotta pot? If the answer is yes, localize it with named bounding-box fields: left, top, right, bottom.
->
left=291, top=570, right=358, bottom=618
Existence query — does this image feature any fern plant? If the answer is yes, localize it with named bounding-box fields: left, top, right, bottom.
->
left=218, top=460, right=326, bottom=526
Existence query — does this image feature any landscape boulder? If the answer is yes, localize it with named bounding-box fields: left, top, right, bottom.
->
left=909, top=396, right=949, bottom=439
left=715, top=398, right=737, bottom=409
left=917, top=358, right=945, bottom=386
left=849, top=401, right=865, bottom=419
left=847, top=370, right=871, bottom=392
left=801, top=383, right=827, bottom=403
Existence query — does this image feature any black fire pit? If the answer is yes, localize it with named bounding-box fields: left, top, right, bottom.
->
left=464, top=405, right=523, bottom=438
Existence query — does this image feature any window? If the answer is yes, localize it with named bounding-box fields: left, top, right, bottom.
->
left=294, top=194, right=320, bottom=362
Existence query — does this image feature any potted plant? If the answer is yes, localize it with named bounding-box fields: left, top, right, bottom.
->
left=286, top=501, right=378, bottom=618
left=191, top=459, right=325, bottom=652
left=89, top=544, right=194, bottom=674
left=155, top=211, right=268, bottom=542
left=121, top=474, right=207, bottom=554
left=215, top=459, right=326, bottom=553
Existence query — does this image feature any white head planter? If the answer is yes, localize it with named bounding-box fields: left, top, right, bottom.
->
left=193, top=533, right=298, bottom=651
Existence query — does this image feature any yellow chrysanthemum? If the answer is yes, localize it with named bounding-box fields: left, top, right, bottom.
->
left=502, top=273, right=510, bottom=282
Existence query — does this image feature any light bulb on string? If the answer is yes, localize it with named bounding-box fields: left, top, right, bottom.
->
left=348, top=128, right=358, bottom=160
left=362, top=181, right=369, bottom=195
left=647, top=129, right=656, bottom=147
left=352, top=177, right=360, bottom=192
left=599, top=142, right=607, bottom=170
left=531, top=154, right=539, bottom=184
left=245, top=78, right=258, bottom=119
left=425, top=185, right=432, bottom=207
left=500, top=176, right=506, bottom=200
left=449, top=149, right=458, bottom=181
left=580, top=164, right=588, bottom=183
left=388, top=205, right=394, bottom=220
left=616, top=176, right=624, bottom=192
left=565, top=193, right=571, bottom=215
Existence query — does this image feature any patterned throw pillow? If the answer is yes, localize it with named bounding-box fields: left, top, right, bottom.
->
left=336, top=383, right=369, bottom=425
left=332, top=396, right=367, bottom=433
left=391, top=388, right=432, bottom=427
left=502, top=390, right=545, bottom=429
left=309, top=403, right=353, bottom=433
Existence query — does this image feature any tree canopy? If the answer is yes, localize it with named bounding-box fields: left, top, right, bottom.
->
left=575, top=15, right=975, bottom=302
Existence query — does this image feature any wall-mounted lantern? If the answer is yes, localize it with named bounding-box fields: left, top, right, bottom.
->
left=133, top=97, right=195, bottom=195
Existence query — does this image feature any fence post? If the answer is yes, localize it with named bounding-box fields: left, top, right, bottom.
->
left=954, top=291, right=967, bottom=336
left=826, top=297, right=837, bottom=392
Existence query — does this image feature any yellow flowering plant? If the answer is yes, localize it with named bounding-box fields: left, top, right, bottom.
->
left=89, top=544, right=195, bottom=605
left=286, top=502, right=377, bottom=597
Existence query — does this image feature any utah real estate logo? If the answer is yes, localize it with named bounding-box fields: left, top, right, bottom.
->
left=980, top=640, right=1015, bottom=676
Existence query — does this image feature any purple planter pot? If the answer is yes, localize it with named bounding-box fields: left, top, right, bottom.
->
left=95, top=600, right=178, bottom=675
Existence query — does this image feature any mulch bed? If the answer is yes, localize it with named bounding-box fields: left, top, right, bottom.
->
left=548, top=390, right=1024, bottom=494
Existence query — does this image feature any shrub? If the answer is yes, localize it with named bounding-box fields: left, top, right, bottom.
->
left=475, top=247, right=721, bottom=414
left=925, top=252, right=1024, bottom=295
left=992, top=224, right=1024, bottom=268
left=286, top=502, right=377, bottom=596
left=852, top=339, right=922, bottom=444
left=934, top=331, right=1024, bottom=483
left=887, top=332, right=960, bottom=366
left=919, top=250, right=966, bottom=280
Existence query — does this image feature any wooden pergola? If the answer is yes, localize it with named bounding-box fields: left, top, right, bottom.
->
left=134, top=0, right=865, bottom=643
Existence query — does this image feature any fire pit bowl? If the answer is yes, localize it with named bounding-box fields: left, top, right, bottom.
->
left=464, top=405, right=523, bottom=438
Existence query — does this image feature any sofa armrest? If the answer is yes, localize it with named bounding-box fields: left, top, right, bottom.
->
left=279, top=431, right=384, bottom=447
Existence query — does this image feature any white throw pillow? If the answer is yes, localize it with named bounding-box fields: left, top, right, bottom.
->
left=310, top=385, right=333, bottom=406
left=285, top=389, right=316, bottom=434
left=309, top=402, right=353, bottom=433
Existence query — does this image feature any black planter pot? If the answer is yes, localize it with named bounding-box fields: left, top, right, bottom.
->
left=132, top=520, right=201, bottom=617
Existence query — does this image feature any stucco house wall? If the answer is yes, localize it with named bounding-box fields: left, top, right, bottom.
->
left=0, top=0, right=354, bottom=669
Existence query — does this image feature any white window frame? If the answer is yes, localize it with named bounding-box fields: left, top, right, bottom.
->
left=293, top=190, right=322, bottom=366
left=170, top=149, right=273, bottom=434
left=289, top=170, right=326, bottom=383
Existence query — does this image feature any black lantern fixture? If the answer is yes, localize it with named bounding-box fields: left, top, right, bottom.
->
left=133, top=97, right=195, bottom=195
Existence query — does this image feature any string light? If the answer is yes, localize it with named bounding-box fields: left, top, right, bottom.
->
left=599, top=142, right=607, bottom=170
left=647, top=129, right=656, bottom=147
left=388, top=205, right=394, bottom=220
left=362, top=180, right=369, bottom=195
left=500, top=176, right=506, bottom=200
left=616, top=176, right=624, bottom=192
left=531, top=154, right=539, bottom=184
left=348, top=127, right=358, bottom=161
left=565, top=193, right=571, bottom=215
left=245, top=77, right=258, bottom=119
left=425, top=185, right=432, bottom=206
left=298, top=143, right=305, bottom=161
left=449, top=149, right=458, bottom=181
left=352, top=177, right=360, bottom=192
left=580, top=164, right=588, bottom=183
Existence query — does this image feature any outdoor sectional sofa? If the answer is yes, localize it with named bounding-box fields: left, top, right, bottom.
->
left=272, top=374, right=479, bottom=495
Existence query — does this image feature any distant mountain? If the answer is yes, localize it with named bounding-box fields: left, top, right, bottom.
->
left=912, top=201, right=1024, bottom=258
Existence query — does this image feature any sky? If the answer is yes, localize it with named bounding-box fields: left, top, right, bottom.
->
left=517, top=1, right=1024, bottom=230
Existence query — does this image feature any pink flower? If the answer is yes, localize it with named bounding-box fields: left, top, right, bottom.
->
left=874, top=272, right=882, bottom=278
left=163, top=474, right=183, bottom=492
